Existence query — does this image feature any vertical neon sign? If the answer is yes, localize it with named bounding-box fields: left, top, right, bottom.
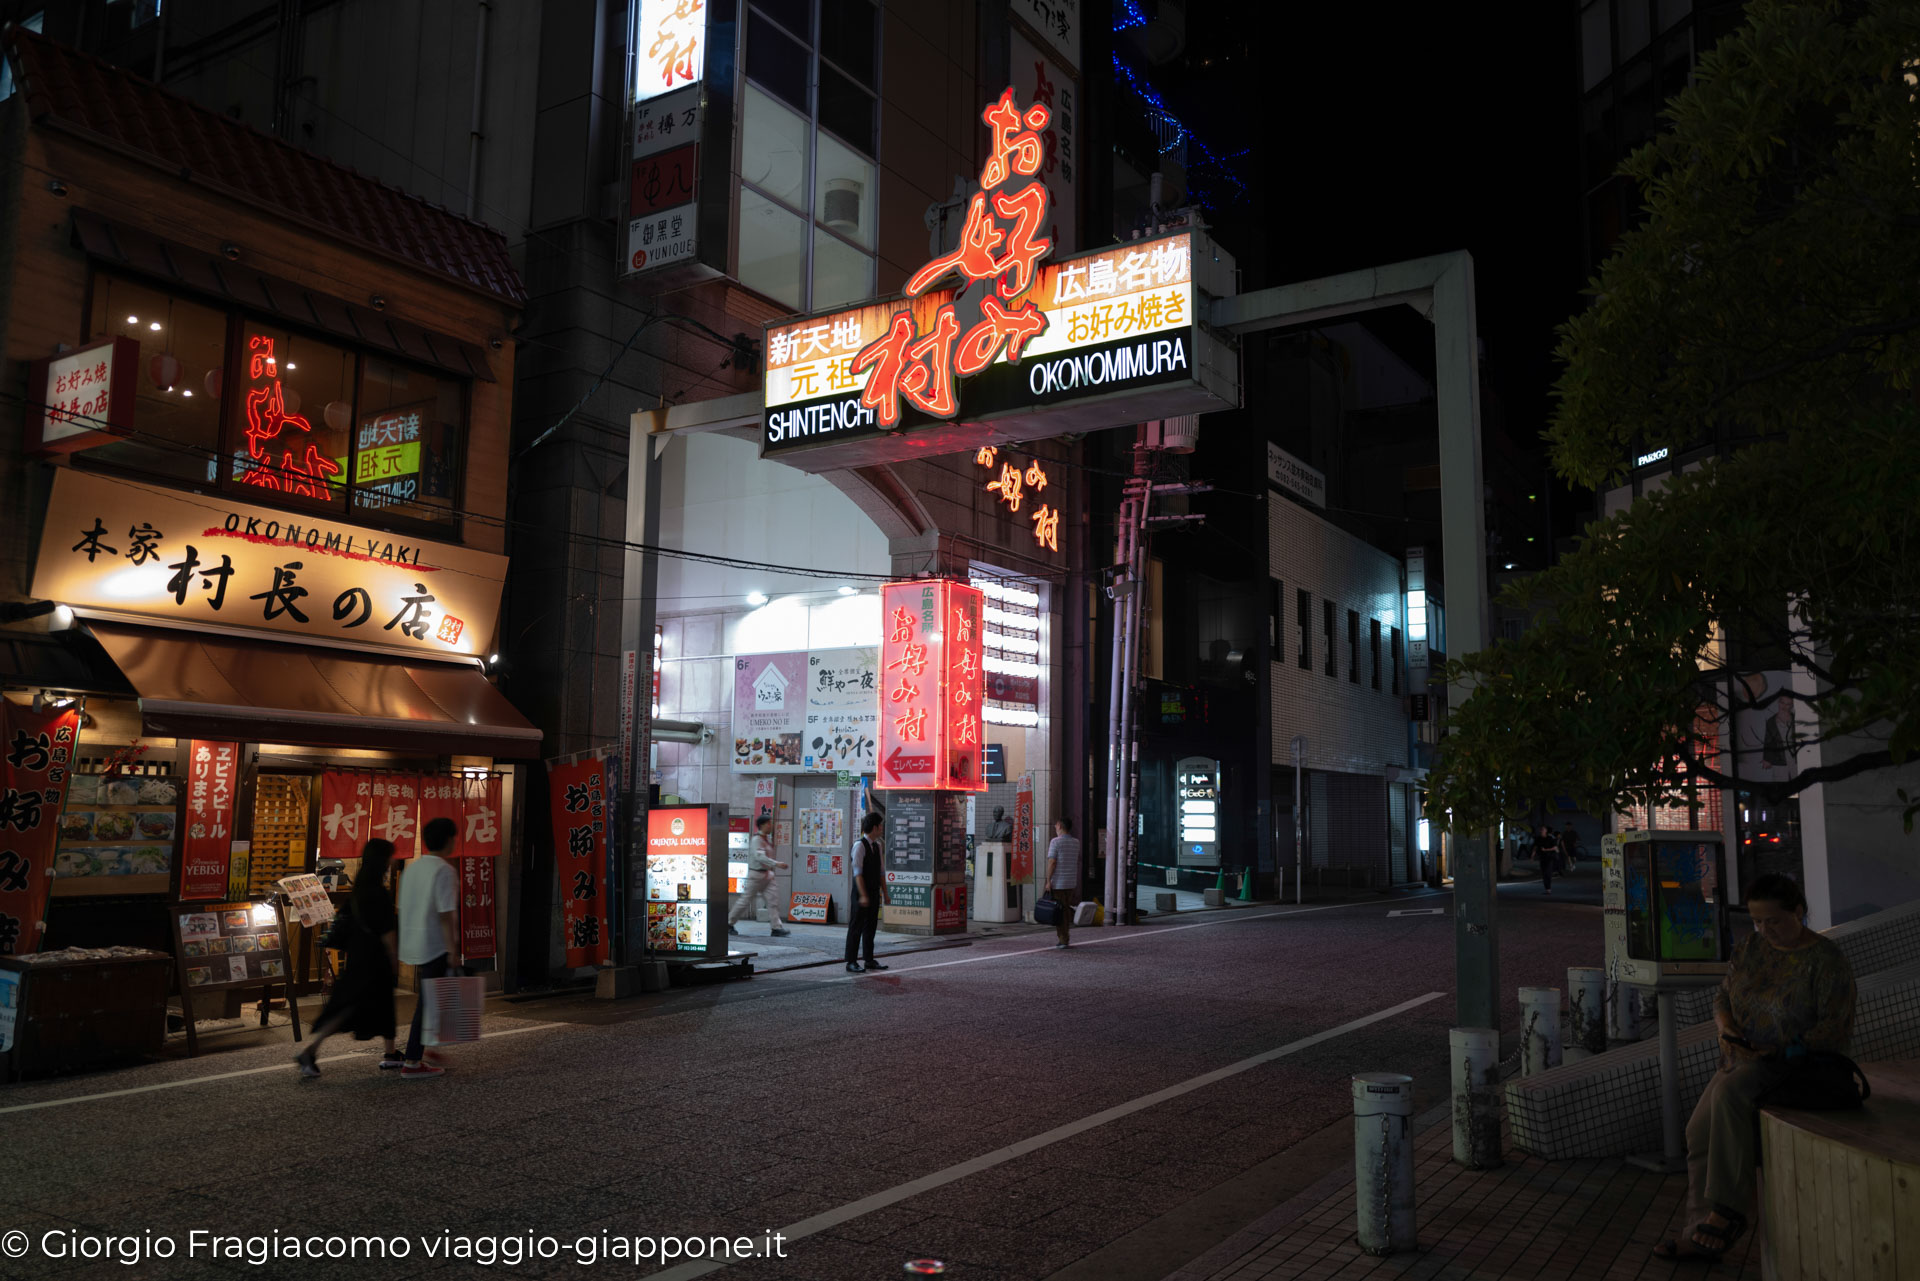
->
left=877, top=579, right=987, bottom=792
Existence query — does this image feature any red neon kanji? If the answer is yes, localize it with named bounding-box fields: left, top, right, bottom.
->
left=974, top=445, right=998, bottom=467
left=889, top=679, right=921, bottom=704
left=954, top=647, right=979, bottom=680
left=889, top=606, right=917, bottom=643
left=990, top=184, right=1052, bottom=299
left=894, top=706, right=928, bottom=741
left=899, top=305, right=961, bottom=417
left=854, top=313, right=916, bottom=430
left=954, top=296, right=1048, bottom=376
left=987, top=462, right=1025, bottom=512
left=954, top=714, right=980, bottom=747
left=953, top=684, right=974, bottom=706
left=979, top=87, right=1049, bottom=190
left=1024, top=461, right=1049, bottom=491
left=906, top=193, right=1006, bottom=297
left=888, top=642, right=929, bottom=676
left=953, top=608, right=976, bottom=645
left=1032, top=504, right=1060, bottom=552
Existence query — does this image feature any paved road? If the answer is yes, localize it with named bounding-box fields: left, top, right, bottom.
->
left=0, top=876, right=1605, bottom=1281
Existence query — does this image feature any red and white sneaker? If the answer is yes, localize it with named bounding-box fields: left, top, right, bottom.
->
left=399, top=1062, right=445, bottom=1080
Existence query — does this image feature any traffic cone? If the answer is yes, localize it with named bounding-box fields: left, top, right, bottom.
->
left=1238, top=869, right=1253, bottom=901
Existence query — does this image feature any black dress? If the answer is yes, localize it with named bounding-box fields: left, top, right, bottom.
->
left=316, top=891, right=398, bottom=1040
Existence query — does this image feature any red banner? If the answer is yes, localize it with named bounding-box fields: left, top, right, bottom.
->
left=1, top=702, right=80, bottom=955
left=456, top=774, right=502, bottom=960
left=461, top=774, right=504, bottom=857
left=459, top=846, right=497, bottom=959
left=1013, top=781, right=1034, bottom=881
left=317, top=770, right=370, bottom=860
left=179, top=740, right=239, bottom=901
left=547, top=756, right=611, bottom=968
left=419, top=775, right=463, bottom=844
left=369, top=773, right=420, bottom=856
left=877, top=579, right=987, bottom=792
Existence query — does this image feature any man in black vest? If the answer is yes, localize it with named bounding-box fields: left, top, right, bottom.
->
left=844, top=811, right=889, bottom=973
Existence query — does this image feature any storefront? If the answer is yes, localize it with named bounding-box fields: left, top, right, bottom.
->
left=0, top=29, right=536, bottom=1051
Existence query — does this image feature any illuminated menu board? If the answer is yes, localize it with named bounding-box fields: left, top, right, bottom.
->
left=645, top=807, right=723, bottom=954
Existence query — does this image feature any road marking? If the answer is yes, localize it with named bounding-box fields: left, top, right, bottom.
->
left=791, top=892, right=1450, bottom=985
left=646, top=991, right=1446, bottom=1281
left=0, top=1021, right=559, bottom=1116
left=1387, top=908, right=1447, bottom=917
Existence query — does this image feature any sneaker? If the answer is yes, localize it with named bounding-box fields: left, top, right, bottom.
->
left=728, top=924, right=740, bottom=936
left=377, top=1052, right=406, bottom=1070
left=293, top=1051, right=320, bottom=1079
left=399, top=1063, right=445, bottom=1080
left=423, top=1050, right=453, bottom=1071
left=862, top=960, right=888, bottom=971
left=771, top=929, right=791, bottom=937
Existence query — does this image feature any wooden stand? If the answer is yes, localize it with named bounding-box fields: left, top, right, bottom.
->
left=169, top=899, right=302, bottom=1057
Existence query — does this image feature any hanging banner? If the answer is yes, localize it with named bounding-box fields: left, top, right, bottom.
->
left=460, top=846, right=498, bottom=960
left=457, top=774, right=502, bottom=960
left=369, top=773, right=421, bottom=856
left=1013, top=777, right=1035, bottom=881
left=179, top=740, right=240, bottom=902
left=419, top=776, right=464, bottom=844
left=317, top=770, right=370, bottom=861
left=547, top=755, right=612, bottom=968
left=0, top=702, right=80, bottom=955
left=462, top=774, right=505, bottom=857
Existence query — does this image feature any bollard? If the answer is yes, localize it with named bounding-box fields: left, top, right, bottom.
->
left=1566, top=968, right=1608, bottom=1061
left=1352, top=1073, right=1417, bottom=1255
left=1449, top=1027, right=1502, bottom=1169
left=1518, top=986, right=1562, bottom=1076
left=1606, top=973, right=1643, bottom=1042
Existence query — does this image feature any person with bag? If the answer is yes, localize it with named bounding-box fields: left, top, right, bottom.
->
left=1654, top=873, right=1857, bottom=1263
left=294, top=839, right=401, bottom=1078
left=1042, top=817, right=1082, bottom=949
left=728, top=814, right=791, bottom=938
left=843, top=811, right=888, bottom=974
left=396, top=816, right=462, bottom=1080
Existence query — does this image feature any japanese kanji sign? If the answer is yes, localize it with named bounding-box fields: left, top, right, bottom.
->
left=634, top=0, right=706, bottom=101
left=178, top=740, right=239, bottom=902
left=547, top=754, right=613, bottom=969
left=31, top=469, right=507, bottom=659
left=625, top=67, right=703, bottom=274
left=26, top=336, right=138, bottom=454
left=761, top=90, right=1219, bottom=466
left=1, top=701, right=81, bottom=955
left=876, top=579, right=987, bottom=793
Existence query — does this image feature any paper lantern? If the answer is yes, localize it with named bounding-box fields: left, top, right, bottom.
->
left=203, top=367, right=222, bottom=400
left=324, top=400, right=352, bottom=432
left=281, top=387, right=302, bottom=415
left=148, top=353, right=181, bottom=392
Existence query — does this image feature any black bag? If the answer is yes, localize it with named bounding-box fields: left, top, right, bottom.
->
left=322, top=902, right=360, bottom=951
left=1035, top=896, right=1063, bottom=926
left=1760, top=1051, right=1871, bottom=1110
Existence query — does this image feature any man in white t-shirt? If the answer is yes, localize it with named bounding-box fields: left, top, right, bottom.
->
left=397, top=816, right=460, bottom=1078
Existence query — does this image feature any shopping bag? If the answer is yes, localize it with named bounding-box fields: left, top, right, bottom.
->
left=1073, top=900, right=1098, bottom=927
left=422, top=973, right=484, bottom=1046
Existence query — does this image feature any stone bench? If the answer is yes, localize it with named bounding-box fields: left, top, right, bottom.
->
left=1507, top=957, right=1920, bottom=1160
left=1760, top=1059, right=1920, bottom=1280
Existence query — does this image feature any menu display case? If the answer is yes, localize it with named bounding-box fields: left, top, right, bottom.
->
left=51, top=771, right=179, bottom=897
left=644, top=805, right=727, bottom=957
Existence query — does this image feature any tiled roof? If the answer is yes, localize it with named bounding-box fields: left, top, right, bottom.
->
left=5, top=27, right=526, bottom=307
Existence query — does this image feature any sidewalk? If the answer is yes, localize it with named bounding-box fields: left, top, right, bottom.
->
left=1163, top=1104, right=1762, bottom=1281
left=722, top=915, right=1045, bottom=972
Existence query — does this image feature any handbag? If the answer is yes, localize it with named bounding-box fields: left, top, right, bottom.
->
left=321, top=902, right=360, bottom=951
left=1760, top=1050, right=1871, bottom=1110
left=1034, top=895, right=1062, bottom=926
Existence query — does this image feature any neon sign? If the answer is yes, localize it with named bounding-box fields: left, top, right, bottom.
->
left=877, top=579, right=986, bottom=792
left=239, top=335, right=341, bottom=500
left=635, top=0, right=705, bottom=101
left=974, top=445, right=1059, bottom=552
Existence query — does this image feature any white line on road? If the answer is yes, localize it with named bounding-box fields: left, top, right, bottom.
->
left=794, top=892, right=1450, bottom=984
left=646, top=990, right=1447, bottom=1281
left=0, top=1021, right=560, bottom=1116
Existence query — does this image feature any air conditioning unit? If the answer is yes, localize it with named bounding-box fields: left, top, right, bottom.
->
left=823, top=178, right=863, bottom=237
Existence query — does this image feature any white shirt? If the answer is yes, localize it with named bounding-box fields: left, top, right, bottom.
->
left=746, top=834, right=779, bottom=878
left=398, top=852, right=459, bottom=964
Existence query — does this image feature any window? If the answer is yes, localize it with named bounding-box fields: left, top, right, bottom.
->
left=82, top=272, right=465, bottom=533
left=1390, top=626, right=1402, bottom=695
left=1267, top=578, right=1283, bottom=651
left=1322, top=600, right=1335, bottom=677
left=1347, top=609, right=1360, bottom=684
left=1370, top=618, right=1382, bottom=690
left=0, top=13, right=41, bottom=100
left=738, top=0, right=878, bottom=311
left=1296, top=589, right=1311, bottom=670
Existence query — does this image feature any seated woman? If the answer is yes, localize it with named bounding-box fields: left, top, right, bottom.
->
left=1655, top=873, right=1856, bottom=1261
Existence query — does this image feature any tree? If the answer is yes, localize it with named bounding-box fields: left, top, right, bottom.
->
left=1428, top=0, right=1920, bottom=834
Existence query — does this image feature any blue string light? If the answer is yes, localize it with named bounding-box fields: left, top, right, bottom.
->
left=1115, top=0, right=1149, bottom=31
left=1109, top=52, right=1249, bottom=208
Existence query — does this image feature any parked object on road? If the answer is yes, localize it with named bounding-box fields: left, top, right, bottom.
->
left=727, top=815, right=791, bottom=938
left=1043, top=817, right=1082, bottom=948
left=1654, top=874, right=1856, bottom=1263
left=843, top=812, right=886, bottom=973
left=397, top=817, right=462, bottom=1078
left=295, top=839, right=400, bottom=1079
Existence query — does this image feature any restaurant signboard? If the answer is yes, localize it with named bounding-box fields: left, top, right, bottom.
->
left=31, top=469, right=507, bottom=660
left=876, top=579, right=986, bottom=793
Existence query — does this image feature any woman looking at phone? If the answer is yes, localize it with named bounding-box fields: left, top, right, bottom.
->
left=1654, top=874, right=1856, bottom=1262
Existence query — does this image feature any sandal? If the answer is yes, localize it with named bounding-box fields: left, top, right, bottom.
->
left=1652, top=1208, right=1747, bottom=1262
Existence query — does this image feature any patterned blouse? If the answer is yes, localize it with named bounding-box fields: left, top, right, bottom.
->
left=1713, top=931, right=1856, bottom=1055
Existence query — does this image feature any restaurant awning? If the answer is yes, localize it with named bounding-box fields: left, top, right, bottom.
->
left=86, top=622, right=544, bottom=759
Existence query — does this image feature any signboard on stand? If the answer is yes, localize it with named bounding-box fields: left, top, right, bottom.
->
left=644, top=806, right=726, bottom=956
left=169, top=899, right=300, bottom=1056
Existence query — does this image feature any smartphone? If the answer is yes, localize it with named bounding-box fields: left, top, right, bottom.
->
left=1720, top=1033, right=1755, bottom=1051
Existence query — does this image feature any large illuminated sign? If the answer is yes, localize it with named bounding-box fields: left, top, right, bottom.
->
left=1175, top=755, right=1220, bottom=868
left=761, top=89, right=1235, bottom=470
left=634, top=0, right=706, bottom=101
left=877, top=579, right=986, bottom=792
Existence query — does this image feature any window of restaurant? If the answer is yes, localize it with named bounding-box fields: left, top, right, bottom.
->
left=81, top=272, right=466, bottom=535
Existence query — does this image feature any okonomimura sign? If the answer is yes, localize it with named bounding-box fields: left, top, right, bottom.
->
left=876, top=579, right=987, bottom=793
left=761, top=89, right=1235, bottom=467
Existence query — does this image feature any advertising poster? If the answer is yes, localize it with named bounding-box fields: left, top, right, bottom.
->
left=0, top=701, right=79, bottom=956
left=645, top=807, right=710, bottom=953
left=789, top=891, right=830, bottom=923
left=547, top=755, right=613, bottom=968
left=179, top=740, right=239, bottom=902
left=732, top=651, right=808, bottom=771
left=804, top=647, right=880, bottom=773
left=934, top=883, right=968, bottom=930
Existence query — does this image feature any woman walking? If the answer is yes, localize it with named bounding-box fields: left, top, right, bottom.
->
left=295, top=839, right=402, bottom=1078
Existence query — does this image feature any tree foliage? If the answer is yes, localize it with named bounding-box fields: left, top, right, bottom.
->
left=1430, top=0, right=1920, bottom=833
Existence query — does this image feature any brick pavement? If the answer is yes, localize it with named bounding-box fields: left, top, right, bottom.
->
left=1164, top=1105, right=1763, bottom=1281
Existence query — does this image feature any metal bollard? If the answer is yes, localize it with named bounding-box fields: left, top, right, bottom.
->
left=1449, top=1028, right=1502, bottom=1169
left=1518, top=986, right=1562, bottom=1076
left=1353, top=1073, right=1417, bottom=1255
left=1566, top=967, right=1608, bottom=1061
left=1606, top=975, right=1643, bottom=1042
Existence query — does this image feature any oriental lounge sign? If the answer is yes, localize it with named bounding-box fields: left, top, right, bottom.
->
left=761, top=89, right=1237, bottom=472
left=30, top=469, right=507, bottom=661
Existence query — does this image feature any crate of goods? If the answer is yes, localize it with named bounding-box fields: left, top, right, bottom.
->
left=0, top=947, right=172, bottom=1080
